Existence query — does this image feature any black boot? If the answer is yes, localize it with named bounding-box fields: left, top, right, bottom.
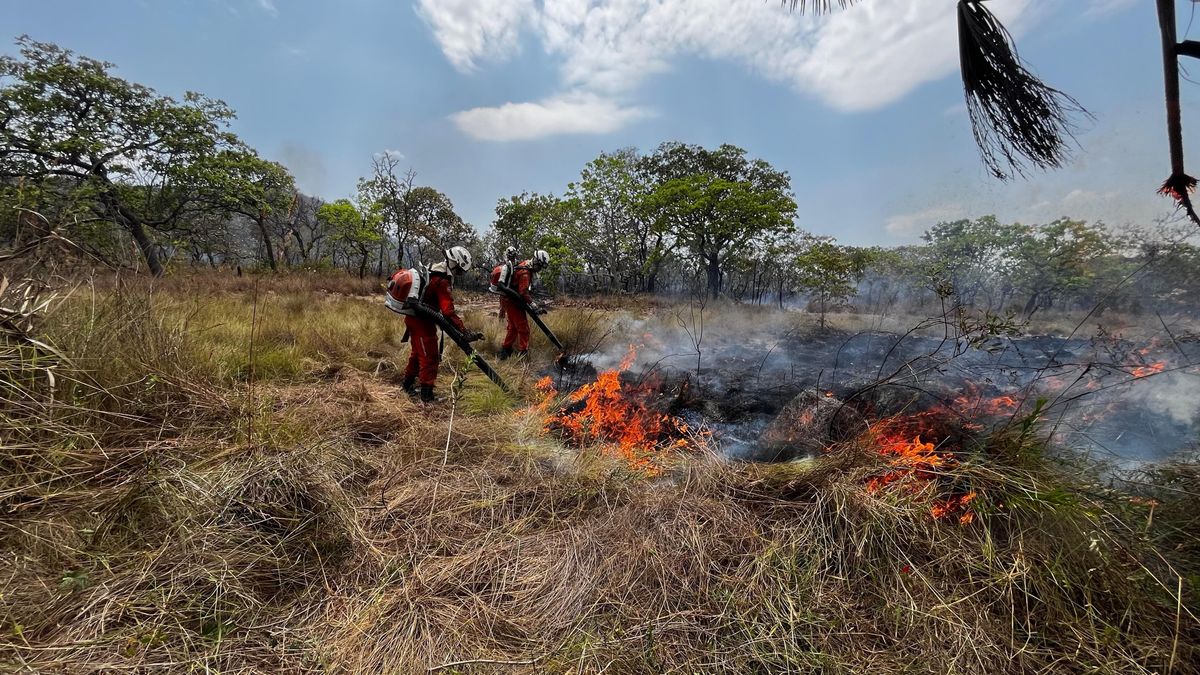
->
left=419, top=385, right=437, bottom=404
left=401, top=376, right=418, bottom=396
left=497, top=347, right=513, bottom=361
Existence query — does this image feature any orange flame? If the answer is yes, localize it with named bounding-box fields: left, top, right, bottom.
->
left=539, top=345, right=699, bottom=473
left=932, top=491, right=978, bottom=525
left=860, top=390, right=991, bottom=526
left=864, top=429, right=946, bottom=493
left=1131, top=362, right=1166, bottom=379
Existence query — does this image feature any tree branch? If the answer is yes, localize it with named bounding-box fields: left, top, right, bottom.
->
left=1177, top=40, right=1200, bottom=61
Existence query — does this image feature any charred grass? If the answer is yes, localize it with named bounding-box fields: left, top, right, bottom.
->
left=1, top=276, right=1198, bottom=673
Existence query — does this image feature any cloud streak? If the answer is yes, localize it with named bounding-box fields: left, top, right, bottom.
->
left=451, top=94, right=650, bottom=141
left=885, top=203, right=969, bottom=238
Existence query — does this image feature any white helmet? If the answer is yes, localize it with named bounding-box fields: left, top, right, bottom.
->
left=504, top=246, right=518, bottom=262
left=444, top=246, right=473, bottom=272
left=531, top=250, right=550, bottom=269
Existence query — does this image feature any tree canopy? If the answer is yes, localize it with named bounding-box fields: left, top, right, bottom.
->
left=0, top=37, right=264, bottom=274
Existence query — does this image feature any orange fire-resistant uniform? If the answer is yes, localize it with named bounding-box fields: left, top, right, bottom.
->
left=403, top=266, right=466, bottom=387
left=501, top=262, right=535, bottom=352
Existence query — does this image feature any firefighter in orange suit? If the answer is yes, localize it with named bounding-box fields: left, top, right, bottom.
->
left=387, top=246, right=481, bottom=403
left=495, top=250, right=549, bottom=360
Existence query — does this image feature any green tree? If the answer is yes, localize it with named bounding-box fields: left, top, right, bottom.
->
left=356, top=154, right=414, bottom=270
left=491, top=192, right=557, bottom=254
left=0, top=37, right=248, bottom=275
left=318, top=199, right=378, bottom=278
left=490, top=192, right=583, bottom=288
left=1011, top=218, right=1115, bottom=316
left=641, top=143, right=797, bottom=298
left=187, top=150, right=296, bottom=271
left=405, top=186, right=473, bottom=262
left=566, top=148, right=649, bottom=291
left=794, top=238, right=863, bottom=329
left=921, top=216, right=1024, bottom=309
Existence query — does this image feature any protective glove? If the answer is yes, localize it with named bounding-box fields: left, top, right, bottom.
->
left=464, top=330, right=485, bottom=342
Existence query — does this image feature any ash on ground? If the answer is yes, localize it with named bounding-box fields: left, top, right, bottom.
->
left=558, top=325, right=1200, bottom=465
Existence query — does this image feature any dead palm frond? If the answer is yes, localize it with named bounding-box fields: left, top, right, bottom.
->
left=956, top=0, right=1088, bottom=180
left=783, top=0, right=860, bottom=13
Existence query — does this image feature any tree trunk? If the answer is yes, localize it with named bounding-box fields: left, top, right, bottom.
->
left=1157, top=0, right=1200, bottom=223
left=292, top=229, right=308, bottom=262
left=377, top=228, right=386, bottom=277
left=1022, top=292, right=1040, bottom=317
left=705, top=256, right=722, bottom=299
left=128, top=218, right=164, bottom=277
left=97, top=181, right=163, bottom=276
left=1159, top=0, right=1186, bottom=178
left=256, top=210, right=278, bottom=272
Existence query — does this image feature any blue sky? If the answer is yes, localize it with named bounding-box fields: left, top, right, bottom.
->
left=3, top=0, right=1194, bottom=245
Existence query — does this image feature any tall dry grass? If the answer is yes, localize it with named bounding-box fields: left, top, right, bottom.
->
left=0, top=273, right=1197, bottom=673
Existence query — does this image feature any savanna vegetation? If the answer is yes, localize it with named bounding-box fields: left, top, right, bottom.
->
left=3, top=32, right=1200, bottom=675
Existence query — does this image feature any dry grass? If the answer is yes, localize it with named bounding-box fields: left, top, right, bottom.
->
left=1, top=273, right=1197, bottom=673
left=93, top=267, right=387, bottom=297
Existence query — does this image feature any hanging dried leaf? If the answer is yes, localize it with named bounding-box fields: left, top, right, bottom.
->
left=782, top=0, right=860, bottom=13
left=957, top=0, right=1089, bottom=180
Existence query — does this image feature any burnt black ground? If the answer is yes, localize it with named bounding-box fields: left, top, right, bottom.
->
left=553, top=329, right=1200, bottom=464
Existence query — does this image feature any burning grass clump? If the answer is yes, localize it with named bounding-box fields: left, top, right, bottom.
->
left=534, top=345, right=706, bottom=473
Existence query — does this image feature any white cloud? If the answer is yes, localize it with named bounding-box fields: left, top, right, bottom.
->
left=376, top=149, right=407, bottom=160
left=885, top=203, right=969, bottom=238
left=1019, top=188, right=1122, bottom=222
left=414, top=0, right=534, bottom=71
left=257, top=0, right=278, bottom=17
left=1061, top=188, right=1119, bottom=209
left=417, top=0, right=1080, bottom=141
left=943, top=102, right=967, bottom=117
left=451, top=93, right=649, bottom=141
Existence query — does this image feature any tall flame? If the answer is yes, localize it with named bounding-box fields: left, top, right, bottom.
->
left=538, top=345, right=699, bottom=473
left=858, top=388, right=1009, bottom=525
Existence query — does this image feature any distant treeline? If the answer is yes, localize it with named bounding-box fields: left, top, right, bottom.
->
left=3, top=38, right=1198, bottom=320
